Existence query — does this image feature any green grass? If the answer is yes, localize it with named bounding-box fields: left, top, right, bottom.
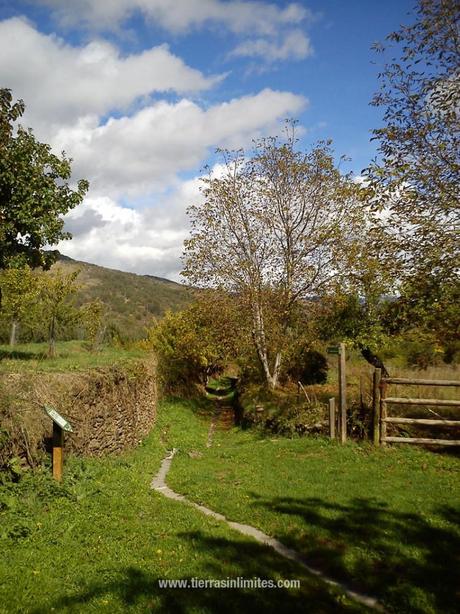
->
left=2, top=397, right=459, bottom=612
left=0, top=340, right=149, bottom=373
left=167, top=404, right=460, bottom=613
left=0, top=400, right=364, bottom=613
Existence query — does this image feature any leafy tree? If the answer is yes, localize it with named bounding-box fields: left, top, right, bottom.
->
left=38, top=270, right=80, bottom=357
left=319, top=243, right=398, bottom=375
left=0, top=88, right=88, bottom=303
left=383, top=273, right=460, bottom=363
left=81, top=299, right=108, bottom=351
left=367, top=0, right=459, bottom=280
left=149, top=304, right=227, bottom=393
left=0, top=266, right=40, bottom=346
left=183, top=126, right=366, bottom=389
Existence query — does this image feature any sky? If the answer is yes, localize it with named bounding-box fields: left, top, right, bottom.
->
left=0, top=0, right=415, bottom=281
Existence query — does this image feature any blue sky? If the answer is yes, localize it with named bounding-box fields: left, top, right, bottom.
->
left=0, top=0, right=415, bottom=279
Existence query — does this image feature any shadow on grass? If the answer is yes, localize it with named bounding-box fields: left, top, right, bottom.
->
left=0, top=349, right=45, bottom=361
left=31, top=531, right=364, bottom=613
left=249, top=495, right=460, bottom=613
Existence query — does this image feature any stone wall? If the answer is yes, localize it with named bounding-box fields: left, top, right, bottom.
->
left=0, top=360, right=157, bottom=468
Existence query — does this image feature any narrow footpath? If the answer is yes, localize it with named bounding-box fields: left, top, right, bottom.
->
left=151, top=447, right=384, bottom=612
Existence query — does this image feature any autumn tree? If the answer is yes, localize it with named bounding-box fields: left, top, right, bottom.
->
left=183, top=127, right=367, bottom=390
left=367, top=0, right=459, bottom=280
left=149, top=303, right=229, bottom=393
left=38, top=270, right=80, bottom=357
left=0, top=266, right=40, bottom=346
left=81, top=299, right=108, bottom=351
left=0, top=88, right=88, bottom=305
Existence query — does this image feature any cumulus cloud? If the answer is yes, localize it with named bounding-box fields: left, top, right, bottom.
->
left=0, top=7, right=312, bottom=279
left=37, top=0, right=310, bottom=36
left=53, top=89, right=307, bottom=197
left=60, top=175, right=203, bottom=280
left=230, top=29, right=312, bottom=62
left=35, top=0, right=315, bottom=64
left=63, top=208, right=107, bottom=236
left=0, top=18, right=219, bottom=134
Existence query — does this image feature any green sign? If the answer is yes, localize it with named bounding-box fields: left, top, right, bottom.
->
left=44, top=406, right=73, bottom=432
left=327, top=346, right=340, bottom=355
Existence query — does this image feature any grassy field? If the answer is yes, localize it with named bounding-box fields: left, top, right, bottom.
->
left=1, top=398, right=459, bottom=612
left=0, top=340, right=148, bottom=374
left=0, top=400, right=365, bottom=614
left=165, top=401, right=460, bottom=613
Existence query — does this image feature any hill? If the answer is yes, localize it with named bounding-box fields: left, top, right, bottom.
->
left=51, top=254, right=191, bottom=339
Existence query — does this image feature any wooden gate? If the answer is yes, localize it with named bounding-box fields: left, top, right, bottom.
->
left=372, top=369, right=460, bottom=446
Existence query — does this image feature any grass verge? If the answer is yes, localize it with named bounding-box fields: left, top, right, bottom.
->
left=0, top=341, right=148, bottom=373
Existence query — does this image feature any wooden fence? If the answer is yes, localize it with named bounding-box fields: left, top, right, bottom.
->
left=372, top=369, right=460, bottom=446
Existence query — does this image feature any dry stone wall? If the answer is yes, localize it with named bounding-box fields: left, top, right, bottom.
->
left=0, top=360, right=157, bottom=468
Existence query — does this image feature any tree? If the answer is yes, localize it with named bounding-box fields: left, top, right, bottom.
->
left=38, top=270, right=80, bottom=357
left=0, top=88, right=88, bottom=301
left=81, top=299, right=108, bottom=351
left=149, top=303, right=228, bottom=393
left=367, top=0, right=459, bottom=280
left=183, top=126, right=366, bottom=389
left=382, top=272, right=460, bottom=363
left=0, top=266, right=40, bottom=346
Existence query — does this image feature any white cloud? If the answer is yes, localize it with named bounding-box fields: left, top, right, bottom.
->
left=53, top=89, right=307, bottom=197
left=60, top=176, right=203, bottom=280
left=0, top=8, right=311, bottom=279
left=230, top=29, right=313, bottom=62
left=38, top=0, right=310, bottom=36
left=0, top=17, right=219, bottom=134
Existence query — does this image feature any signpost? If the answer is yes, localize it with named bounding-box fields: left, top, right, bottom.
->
left=327, top=344, right=347, bottom=443
left=339, top=343, right=347, bottom=443
left=43, top=406, right=73, bottom=481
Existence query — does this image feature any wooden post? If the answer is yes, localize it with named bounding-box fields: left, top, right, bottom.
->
left=329, top=398, right=336, bottom=440
left=339, top=342, right=347, bottom=443
left=380, top=377, right=387, bottom=447
left=52, top=422, right=64, bottom=481
left=372, top=368, right=381, bottom=446
left=359, top=374, right=365, bottom=411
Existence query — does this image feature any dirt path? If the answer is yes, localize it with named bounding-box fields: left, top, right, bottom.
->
left=151, top=449, right=384, bottom=612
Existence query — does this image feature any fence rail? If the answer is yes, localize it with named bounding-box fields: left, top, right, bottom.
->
left=383, top=378, right=460, bottom=387
left=372, top=369, right=460, bottom=447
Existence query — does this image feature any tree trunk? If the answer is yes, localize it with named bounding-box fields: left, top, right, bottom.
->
left=48, top=315, right=56, bottom=358
left=272, top=351, right=282, bottom=389
left=251, top=300, right=276, bottom=390
left=9, top=319, right=18, bottom=347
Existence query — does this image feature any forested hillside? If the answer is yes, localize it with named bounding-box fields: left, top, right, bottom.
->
left=0, top=255, right=191, bottom=343
left=54, top=255, right=190, bottom=338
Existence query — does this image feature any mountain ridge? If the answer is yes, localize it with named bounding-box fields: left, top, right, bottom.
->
left=52, top=254, right=191, bottom=339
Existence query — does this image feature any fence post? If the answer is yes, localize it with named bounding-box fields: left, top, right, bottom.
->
left=339, top=342, right=347, bottom=443
left=372, top=368, right=381, bottom=446
left=380, top=376, right=387, bottom=447
left=359, top=374, right=365, bottom=411
left=329, top=398, right=336, bottom=440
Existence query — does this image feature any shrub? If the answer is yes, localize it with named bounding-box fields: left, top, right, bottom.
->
left=147, top=306, right=225, bottom=395
left=403, top=331, right=444, bottom=369
left=286, top=346, right=328, bottom=385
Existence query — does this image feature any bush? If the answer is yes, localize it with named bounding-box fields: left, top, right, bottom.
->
left=147, top=306, right=225, bottom=395
left=239, top=384, right=327, bottom=437
left=286, top=347, right=328, bottom=385
left=403, top=331, right=444, bottom=369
